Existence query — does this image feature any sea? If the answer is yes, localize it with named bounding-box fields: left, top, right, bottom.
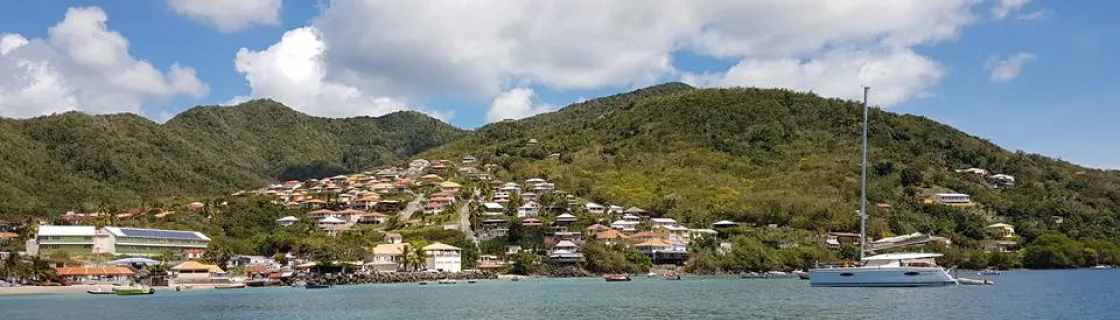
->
left=1, top=269, right=1117, bottom=320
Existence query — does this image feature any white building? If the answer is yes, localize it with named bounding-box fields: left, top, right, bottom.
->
left=423, top=242, right=462, bottom=272
left=518, top=202, right=540, bottom=218
left=610, top=220, right=639, bottom=232
left=29, top=225, right=210, bottom=257
left=99, top=227, right=211, bottom=257
left=932, top=193, right=971, bottom=204
left=584, top=202, right=606, bottom=214
left=27, top=225, right=96, bottom=256
left=316, top=216, right=347, bottom=232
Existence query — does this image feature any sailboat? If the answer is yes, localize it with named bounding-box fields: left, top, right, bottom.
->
left=808, top=87, right=957, bottom=288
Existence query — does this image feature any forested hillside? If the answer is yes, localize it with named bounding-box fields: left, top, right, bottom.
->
left=0, top=99, right=465, bottom=214
left=422, top=83, right=1120, bottom=246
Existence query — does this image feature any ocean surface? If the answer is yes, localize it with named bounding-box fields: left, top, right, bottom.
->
left=2, top=269, right=1117, bottom=320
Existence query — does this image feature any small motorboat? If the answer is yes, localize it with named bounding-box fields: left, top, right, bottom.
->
left=765, top=271, right=793, bottom=278
left=467, top=280, right=477, bottom=284
left=215, top=283, right=247, bottom=289
left=510, top=277, right=520, bottom=282
left=603, top=274, right=632, bottom=282
left=87, top=287, right=114, bottom=295
left=437, top=279, right=457, bottom=284
left=662, top=272, right=681, bottom=280
left=304, top=284, right=330, bottom=289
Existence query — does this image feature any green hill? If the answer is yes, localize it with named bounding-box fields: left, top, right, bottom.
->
left=421, top=83, right=1120, bottom=243
left=0, top=99, right=465, bottom=214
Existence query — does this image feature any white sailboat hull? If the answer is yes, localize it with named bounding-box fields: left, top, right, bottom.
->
left=809, top=267, right=956, bottom=287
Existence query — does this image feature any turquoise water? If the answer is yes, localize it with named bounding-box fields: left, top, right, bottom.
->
left=2, top=270, right=1118, bottom=319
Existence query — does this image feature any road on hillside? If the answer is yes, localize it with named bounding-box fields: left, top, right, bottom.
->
left=460, top=187, right=482, bottom=243
left=398, top=191, right=423, bottom=223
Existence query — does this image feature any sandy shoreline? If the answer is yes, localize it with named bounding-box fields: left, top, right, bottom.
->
left=0, top=284, right=229, bottom=297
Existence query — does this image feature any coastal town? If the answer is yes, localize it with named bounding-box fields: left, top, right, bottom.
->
left=0, top=153, right=1048, bottom=295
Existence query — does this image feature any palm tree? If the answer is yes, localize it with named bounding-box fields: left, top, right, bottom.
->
left=400, top=246, right=425, bottom=272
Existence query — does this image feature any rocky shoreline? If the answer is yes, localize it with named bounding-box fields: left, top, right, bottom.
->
left=305, top=271, right=497, bottom=285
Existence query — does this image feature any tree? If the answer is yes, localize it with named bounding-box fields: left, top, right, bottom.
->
left=900, top=168, right=924, bottom=187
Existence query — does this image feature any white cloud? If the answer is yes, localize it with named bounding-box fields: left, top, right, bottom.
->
left=485, top=88, right=554, bottom=123
left=167, top=0, right=282, bottom=32
left=289, top=0, right=979, bottom=111
left=992, top=0, right=1029, bottom=20
left=683, top=48, right=943, bottom=106
left=221, top=0, right=986, bottom=123
left=0, top=7, right=206, bottom=119
left=986, top=52, right=1037, bottom=82
left=231, top=26, right=433, bottom=119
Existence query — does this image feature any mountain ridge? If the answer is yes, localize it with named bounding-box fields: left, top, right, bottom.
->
left=0, top=99, right=465, bottom=214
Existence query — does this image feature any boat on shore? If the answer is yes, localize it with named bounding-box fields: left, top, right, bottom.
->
left=603, top=274, right=632, bottom=282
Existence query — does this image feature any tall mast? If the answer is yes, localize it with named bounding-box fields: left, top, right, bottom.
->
left=859, top=86, right=870, bottom=261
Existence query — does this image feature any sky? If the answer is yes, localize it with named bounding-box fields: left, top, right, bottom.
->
left=0, top=0, right=1116, bottom=169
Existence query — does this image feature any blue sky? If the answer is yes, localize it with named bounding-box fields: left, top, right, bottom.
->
left=0, top=0, right=1116, bottom=169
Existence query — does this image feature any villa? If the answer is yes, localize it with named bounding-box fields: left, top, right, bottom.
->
left=584, top=202, right=606, bottom=214
left=926, top=193, right=975, bottom=207
left=610, top=219, right=639, bottom=232
left=366, top=243, right=409, bottom=272
left=547, top=240, right=583, bottom=264
left=985, top=223, right=1019, bottom=252
left=634, top=239, right=688, bottom=265
left=482, top=202, right=505, bottom=216
left=422, top=242, right=462, bottom=272
left=518, top=202, right=540, bottom=217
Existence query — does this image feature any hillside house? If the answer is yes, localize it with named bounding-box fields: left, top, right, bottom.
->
left=595, top=229, right=629, bottom=246
left=518, top=202, right=540, bottom=218
left=984, top=223, right=1019, bottom=252
left=520, top=192, right=538, bottom=202
left=610, top=219, right=639, bottom=232
left=547, top=240, right=582, bottom=264
left=925, top=193, right=975, bottom=207
left=584, top=203, right=606, bottom=214
left=440, top=181, right=462, bottom=194
left=482, top=202, right=505, bottom=216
